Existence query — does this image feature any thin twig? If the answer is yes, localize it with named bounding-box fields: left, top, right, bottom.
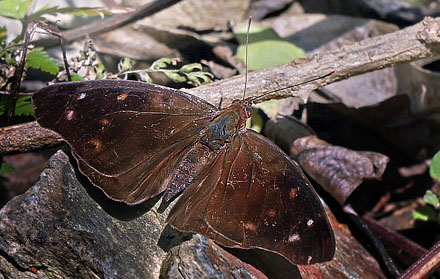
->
left=344, top=205, right=401, bottom=278
left=362, top=216, right=427, bottom=261
left=8, top=23, right=37, bottom=122
left=36, top=0, right=183, bottom=47
left=399, top=239, right=440, bottom=279
left=35, top=22, right=72, bottom=80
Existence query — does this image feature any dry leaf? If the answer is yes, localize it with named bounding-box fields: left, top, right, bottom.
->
left=291, top=136, right=389, bottom=205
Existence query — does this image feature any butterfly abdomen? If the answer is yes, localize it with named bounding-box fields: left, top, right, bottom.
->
left=162, top=142, right=219, bottom=201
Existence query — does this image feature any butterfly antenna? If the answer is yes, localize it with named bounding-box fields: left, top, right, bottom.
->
left=250, top=71, right=335, bottom=103
left=242, top=16, right=252, bottom=101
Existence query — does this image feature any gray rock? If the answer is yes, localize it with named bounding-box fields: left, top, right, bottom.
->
left=0, top=150, right=168, bottom=279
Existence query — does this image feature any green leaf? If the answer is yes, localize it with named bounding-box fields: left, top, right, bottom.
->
left=413, top=205, right=437, bottom=222
left=6, top=52, right=15, bottom=64
left=186, top=72, right=214, bottom=86
left=163, top=72, right=187, bottom=83
left=55, top=6, right=132, bottom=17
left=151, top=58, right=179, bottom=70
left=0, top=96, right=33, bottom=116
left=424, top=190, right=440, bottom=208
left=180, top=63, right=202, bottom=73
left=254, top=99, right=285, bottom=120
left=0, top=162, right=14, bottom=174
left=121, top=58, right=212, bottom=85
left=234, top=22, right=306, bottom=70
left=95, top=63, right=106, bottom=79
left=430, top=151, right=440, bottom=182
left=0, top=0, right=30, bottom=19
left=51, top=7, right=110, bottom=17
left=187, top=76, right=202, bottom=86
left=27, top=48, right=59, bottom=75
left=15, top=95, right=33, bottom=116
left=71, top=74, right=85, bottom=81
left=402, top=0, right=432, bottom=7
left=0, top=99, right=7, bottom=116
left=248, top=108, right=264, bottom=133
left=118, top=58, right=132, bottom=73
left=0, top=26, right=7, bottom=42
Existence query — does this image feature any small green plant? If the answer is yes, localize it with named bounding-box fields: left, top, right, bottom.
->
left=0, top=0, right=123, bottom=75
left=0, top=0, right=214, bottom=118
left=413, top=151, right=440, bottom=223
left=430, top=151, right=440, bottom=183
left=119, top=58, right=214, bottom=86
left=26, top=47, right=59, bottom=75
left=0, top=0, right=130, bottom=117
left=413, top=190, right=440, bottom=222
left=0, top=95, right=33, bottom=116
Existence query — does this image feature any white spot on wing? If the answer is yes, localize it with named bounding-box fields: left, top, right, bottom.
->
left=117, top=93, right=129, bottom=101
left=255, top=152, right=262, bottom=160
left=307, top=256, right=313, bottom=264
left=87, top=139, right=102, bottom=151
left=267, top=209, right=276, bottom=218
left=66, top=110, right=74, bottom=120
left=307, top=219, right=314, bottom=227
left=244, top=222, right=257, bottom=232
left=77, top=93, right=86, bottom=100
left=288, top=234, right=300, bottom=242
left=289, top=188, right=298, bottom=199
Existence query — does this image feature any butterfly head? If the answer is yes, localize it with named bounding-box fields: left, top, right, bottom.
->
left=231, top=99, right=253, bottom=119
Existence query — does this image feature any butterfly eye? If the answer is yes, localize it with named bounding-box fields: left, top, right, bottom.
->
left=245, top=106, right=252, bottom=118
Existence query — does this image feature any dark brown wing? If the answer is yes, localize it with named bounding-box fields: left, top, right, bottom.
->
left=33, top=80, right=217, bottom=204
left=168, top=130, right=335, bottom=265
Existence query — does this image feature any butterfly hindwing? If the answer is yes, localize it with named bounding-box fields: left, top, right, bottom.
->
left=169, top=130, right=335, bottom=265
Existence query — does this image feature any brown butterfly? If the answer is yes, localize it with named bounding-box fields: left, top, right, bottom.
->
left=32, top=79, right=335, bottom=265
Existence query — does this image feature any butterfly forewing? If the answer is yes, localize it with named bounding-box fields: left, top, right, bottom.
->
left=169, top=130, right=335, bottom=265
left=75, top=134, right=200, bottom=204
left=33, top=80, right=218, bottom=203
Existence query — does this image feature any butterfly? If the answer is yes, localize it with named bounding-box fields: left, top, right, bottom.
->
left=32, top=79, right=335, bottom=265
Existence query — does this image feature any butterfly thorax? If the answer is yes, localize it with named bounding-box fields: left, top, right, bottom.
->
left=201, top=101, right=251, bottom=151
left=162, top=101, right=250, bottom=200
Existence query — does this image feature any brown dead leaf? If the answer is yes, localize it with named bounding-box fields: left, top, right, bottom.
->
left=135, top=0, right=250, bottom=31
left=291, top=136, right=389, bottom=205
left=201, top=59, right=237, bottom=80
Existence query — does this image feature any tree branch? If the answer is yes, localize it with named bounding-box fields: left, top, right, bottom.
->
left=189, top=17, right=440, bottom=106
left=36, top=0, right=183, bottom=47
left=0, top=121, right=62, bottom=155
